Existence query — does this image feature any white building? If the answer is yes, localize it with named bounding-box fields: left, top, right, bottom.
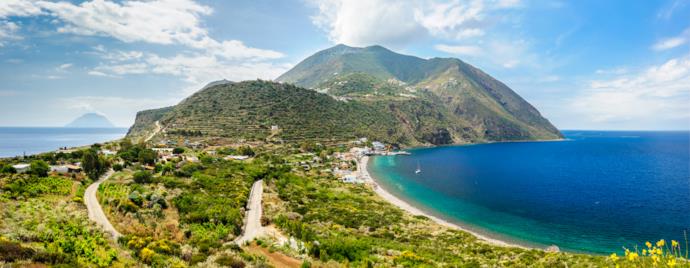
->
left=100, top=149, right=117, bottom=156
left=50, top=165, right=68, bottom=173
left=12, top=164, right=30, bottom=173
left=371, top=141, right=386, bottom=151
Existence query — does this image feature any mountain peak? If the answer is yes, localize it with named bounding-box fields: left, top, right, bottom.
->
left=66, top=113, right=115, bottom=128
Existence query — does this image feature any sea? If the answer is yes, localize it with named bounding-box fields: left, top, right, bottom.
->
left=0, top=127, right=128, bottom=158
left=368, top=130, right=690, bottom=254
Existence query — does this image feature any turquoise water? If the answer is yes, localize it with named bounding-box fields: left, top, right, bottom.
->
left=0, top=127, right=128, bottom=157
left=368, top=131, right=690, bottom=254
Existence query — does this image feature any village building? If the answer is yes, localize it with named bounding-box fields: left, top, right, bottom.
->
left=12, top=163, right=30, bottom=173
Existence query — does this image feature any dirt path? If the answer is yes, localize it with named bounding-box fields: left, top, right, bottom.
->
left=246, top=244, right=301, bottom=268
left=234, top=179, right=264, bottom=244
left=84, top=169, right=122, bottom=239
left=144, top=120, right=161, bottom=142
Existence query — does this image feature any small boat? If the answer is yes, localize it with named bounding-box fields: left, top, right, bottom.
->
left=415, top=161, right=421, bottom=174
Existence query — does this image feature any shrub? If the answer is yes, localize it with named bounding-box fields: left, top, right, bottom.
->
left=133, top=171, right=153, bottom=184
left=112, top=163, right=124, bottom=171
left=128, top=190, right=144, bottom=207
left=216, top=254, right=246, bottom=268
left=30, top=160, right=50, bottom=177
left=0, top=164, right=16, bottom=174
left=140, top=247, right=156, bottom=263
left=173, top=147, right=185, bottom=155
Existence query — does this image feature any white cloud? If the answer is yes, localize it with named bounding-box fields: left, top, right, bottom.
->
left=3, top=0, right=283, bottom=61
left=88, top=47, right=291, bottom=94
left=0, top=0, right=43, bottom=17
left=595, top=67, right=628, bottom=75
left=87, top=70, right=113, bottom=77
left=652, top=27, right=689, bottom=51
left=414, top=0, right=485, bottom=39
left=434, top=44, right=482, bottom=56
left=308, top=0, right=425, bottom=47
left=0, top=0, right=290, bottom=95
left=570, top=55, right=690, bottom=127
left=57, top=63, right=73, bottom=71
left=36, top=0, right=283, bottom=60
left=653, top=37, right=686, bottom=51
left=0, top=20, right=19, bottom=45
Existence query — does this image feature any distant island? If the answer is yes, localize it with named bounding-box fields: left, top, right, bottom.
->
left=65, top=113, right=116, bottom=128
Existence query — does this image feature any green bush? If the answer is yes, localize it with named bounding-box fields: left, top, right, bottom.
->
left=112, top=163, right=124, bottom=171
left=0, top=163, right=16, bottom=174
left=30, top=160, right=50, bottom=177
left=133, top=171, right=153, bottom=184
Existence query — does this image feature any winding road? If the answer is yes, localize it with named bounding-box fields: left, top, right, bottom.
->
left=234, top=179, right=264, bottom=245
left=84, top=169, right=122, bottom=239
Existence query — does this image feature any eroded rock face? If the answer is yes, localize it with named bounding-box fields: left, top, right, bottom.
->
left=424, top=128, right=453, bottom=145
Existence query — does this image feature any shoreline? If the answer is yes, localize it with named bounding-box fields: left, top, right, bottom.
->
left=357, top=155, right=534, bottom=250
left=400, top=137, right=569, bottom=151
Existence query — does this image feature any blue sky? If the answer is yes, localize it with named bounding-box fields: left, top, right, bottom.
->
left=0, top=0, right=688, bottom=130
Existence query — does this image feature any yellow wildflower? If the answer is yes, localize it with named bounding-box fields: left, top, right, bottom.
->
left=609, top=253, right=619, bottom=262
left=667, top=258, right=677, bottom=267
left=646, top=241, right=653, bottom=248
left=672, top=240, right=679, bottom=248
left=652, top=255, right=659, bottom=264
left=627, top=252, right=639, bottom=261
left=657, top=239, right=665, bottom=247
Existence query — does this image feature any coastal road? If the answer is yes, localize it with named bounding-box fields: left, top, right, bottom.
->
left=234, top=179, right=264, bottom=245
left=84, top=169, right=122, bottom=239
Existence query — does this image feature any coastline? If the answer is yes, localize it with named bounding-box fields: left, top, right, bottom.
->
left=357, top=155, right=532, bottom=250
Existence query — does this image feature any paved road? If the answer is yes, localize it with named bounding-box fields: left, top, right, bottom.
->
left=84, top=169, right=122, bottom=239
left=235, top=179, right=264, bottom=244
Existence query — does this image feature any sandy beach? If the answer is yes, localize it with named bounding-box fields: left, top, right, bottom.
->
left=357, top=155, right=531, bottom=249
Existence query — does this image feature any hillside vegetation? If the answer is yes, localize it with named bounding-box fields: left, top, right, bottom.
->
left=128, top=44, right=562, bottom=146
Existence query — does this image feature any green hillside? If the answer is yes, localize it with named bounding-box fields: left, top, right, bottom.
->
left=277, top=44, right=562, bottom=141
left=128, top=44, right=561, bottom=145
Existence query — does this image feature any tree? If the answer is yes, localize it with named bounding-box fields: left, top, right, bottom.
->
left=0, top=164, right=17, bottom=174
left=138, top=149, right=157, bottom=166
left=133, top=171, right=153, bottom=184
left=82, top=149, right=110, bottom=179
left=30, top=160, right=50, bottom=177
left=161, top=163, right=175, bottom=175
left=172, top=147, right=185, bottom=155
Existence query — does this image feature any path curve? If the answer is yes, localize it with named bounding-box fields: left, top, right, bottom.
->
left=235, top=179, right=264, bottom=244
left=84, top=169, right=122, bottom=239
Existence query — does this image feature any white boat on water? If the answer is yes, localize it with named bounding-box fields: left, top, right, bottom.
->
left=415, top=161, right=421, bottom=174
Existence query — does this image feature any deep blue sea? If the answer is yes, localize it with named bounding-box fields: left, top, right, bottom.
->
left=369, top=131, right=690, bottom=254
left=0, top=127, right=128, bottom=158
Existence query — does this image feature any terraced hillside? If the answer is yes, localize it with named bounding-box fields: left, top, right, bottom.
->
left=128, top=45, right=562, bottom=146
left=130, top=80, right=467, bottom=145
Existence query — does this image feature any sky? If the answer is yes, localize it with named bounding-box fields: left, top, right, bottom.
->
left=0, top=0, right=688, bottom=130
